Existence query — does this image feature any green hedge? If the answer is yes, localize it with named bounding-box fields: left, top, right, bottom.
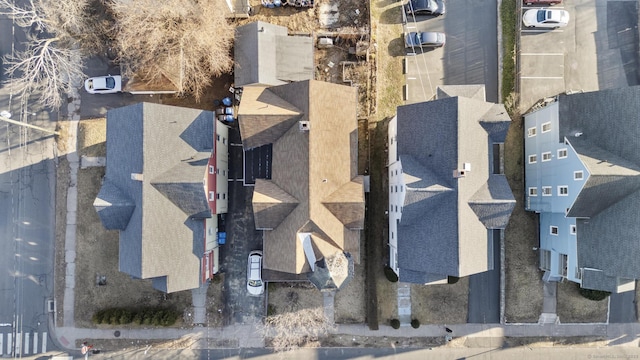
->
left=92, top=307, right=179, bottom=326
left=384, top=266, right=398, bottom=282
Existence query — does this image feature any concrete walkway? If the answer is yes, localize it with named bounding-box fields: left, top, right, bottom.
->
left=397, top=283, right=411, bottom=325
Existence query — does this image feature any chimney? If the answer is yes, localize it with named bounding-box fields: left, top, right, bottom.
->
left=131, top=173, right=144, bottom=181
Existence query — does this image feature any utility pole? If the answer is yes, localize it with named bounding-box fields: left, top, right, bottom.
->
left=0, top=111, right=59, bottom=136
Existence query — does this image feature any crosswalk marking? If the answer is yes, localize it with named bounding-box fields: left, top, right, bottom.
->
left=24, top=332, right=29, bottom=355
left=0, top=331, right=47, bottom=355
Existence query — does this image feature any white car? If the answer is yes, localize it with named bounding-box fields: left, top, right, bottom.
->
left=522, top=9, right=569, bottom=28
left=247, top=250, right=264, bottom=296
left=84, top=75, right=122, bottom=94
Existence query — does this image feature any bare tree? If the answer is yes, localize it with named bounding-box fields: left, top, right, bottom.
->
left=0, top=0, right=89, bottom=108
left=111, top=0, right=234, bottom=100
left=261, top=307, right=334, bottom=352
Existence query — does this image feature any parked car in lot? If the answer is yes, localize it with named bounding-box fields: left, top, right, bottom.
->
left=524, top=0, right=562, bottom=5
left=523, top=9, right=569, bottom=28
left=247, top=250, right=264, bottom=296
left=84, top=75, right=122, bottom=94
left=405, top=0, right=445, bottom=16
left=405, top=31, right=446, bottom=49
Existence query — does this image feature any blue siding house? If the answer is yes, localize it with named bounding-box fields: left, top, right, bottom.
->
left=524, top=87, right=640, bottom=293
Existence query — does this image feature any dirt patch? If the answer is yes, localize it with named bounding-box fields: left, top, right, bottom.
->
left=503, top=111, right=544, bottom=323
left=267, top=282, right=324, bottom=315
left=411, top=279, right=469, bottom=325
left=503, top=336, right=607, bottom=348
left=321, top=334, right=445, bottom=348
left=77, top=118, right=107, bottom=157
left=556, top=281, right=608, bottom=323
left=334, top=232, right=366, bottom=324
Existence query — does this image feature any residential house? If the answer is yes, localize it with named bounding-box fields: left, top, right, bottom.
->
left=237, top=80, right=364, bottom=290
left=388, top=85, right=515, bottom=284
left=234, top=21, right=314, bottom=87
left=93, top=103, right=229, bottom=293
left=524, top=87, right=640, bottom=293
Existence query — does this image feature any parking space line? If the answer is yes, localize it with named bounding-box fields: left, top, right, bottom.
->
left=521, top=53, right=564, bottom=56
left=521, top=76, right=564, bottom=79
left=521, top=29, right=564, bottom=33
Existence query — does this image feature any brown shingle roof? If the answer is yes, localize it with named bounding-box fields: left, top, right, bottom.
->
left=240, top=80, right=363, bottom=275
left=253, top=179, right=299, bottom=229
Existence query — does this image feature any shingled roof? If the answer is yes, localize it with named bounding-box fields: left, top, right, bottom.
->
left=239, top=80, right=364, bottom=276
left=554, top=87, right=640, bottom=291
left=234, top=21, right=314, bottom=87
left=94, top=103, right=214, bottom=293
left=395, top=85, right=515, bottom=283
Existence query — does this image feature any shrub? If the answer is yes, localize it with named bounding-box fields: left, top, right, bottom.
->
left=91, top=307, right=178, bottom=326
left=579, top=287, right=611, bottom=301
left=447, top=276, right=459, bottom=284
left=92, top=309, right=106, bottom=324
left=390, top=319, right=400, bottom=329
left=384, top=266, right=398, bottom=282
left=411, top=319, right=420, bottom=329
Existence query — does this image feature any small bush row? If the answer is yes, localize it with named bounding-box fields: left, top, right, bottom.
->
left=92, top=307, right=179, bottom=326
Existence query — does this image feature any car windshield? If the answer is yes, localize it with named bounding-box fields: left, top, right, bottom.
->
left=248, top=279, right=262, bottom=287
left=105, top=77, right=115, bottom=89
left=537, top=10, right=547, bottom=22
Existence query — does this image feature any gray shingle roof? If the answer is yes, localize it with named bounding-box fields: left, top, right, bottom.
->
left=555, top=86, right=640, bottom=292
left=395, top=86, right=514, bottom=282
left=238, top=80, right=364, bottom=278
left=234, top=21, right=313, bottom=87
left=94, top=179, right=136, bottom=230
left=94, top=103, right=215, bottom=293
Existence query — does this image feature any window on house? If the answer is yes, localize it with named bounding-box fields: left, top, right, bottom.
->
left=528, top=154, right=537, bottom=164
left=390, top=186, right=393, bottom=193
left=557, top=148, right=568, bottom=159
left=542, top=186, right=552, bottom=196
left=558, top=186, right=568, bottom=196
left=529, top=187, right=538, bottom=196
left=223, top=137, right=226, bottom=145
left=209, top=165, right=215, bottom=174
left=574, top=171, right=583, bottom=180
left=542, top=122, right=552, bottom=133
left=550, top=226, right=558, bottom=235
left=216, top=134, right=220, bottom=141
left=570, top=224, right=577, bottom=235
left=540, top=249, right=551, bottom=271
left=391, top=232, right=394, bottom=240
left=395, top=186, right=398, bottom=192
left=395, top=205, right=398, bottom=212
left=542, top=152, right=552, bottom=162
left=216, top=193, right=221, bottom=200
left=209, top=191, right=215, bottom=201
left=400, top=186, right=403, bottom=192
left=527, top=127, right=537, bottom=137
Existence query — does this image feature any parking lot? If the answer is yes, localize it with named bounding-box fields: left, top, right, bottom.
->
left=518, top=0, right=639, bottom=111
left=403, top=0, right=499, bottom=104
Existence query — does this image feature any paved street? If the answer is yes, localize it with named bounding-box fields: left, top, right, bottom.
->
left=0, top=8, right=57, bottom=357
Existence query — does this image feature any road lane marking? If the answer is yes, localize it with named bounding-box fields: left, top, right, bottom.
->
left=7, top=333, right=11, bottom=355
left=0, top=333, right=3, bottom=355
left=41, top=332, right=47, bottom=353
left=521, top=29, right=564, bottom=33
left=23, top=332, right=29, bottom=355
left=521, top=53, right=564, bottom=56
left=15, top=333, right=20, bottom=356
left=33, top=333, right=37, bottom=355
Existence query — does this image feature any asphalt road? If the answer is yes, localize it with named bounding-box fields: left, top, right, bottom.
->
left=404, top=0, right=499, bottom=103
left=0, top=8, right=57, bottom=357
left=467, top=230, right=501, bottom=323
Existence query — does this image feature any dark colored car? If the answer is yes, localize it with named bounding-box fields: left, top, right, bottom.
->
left=405, top=0, right=445, bottom=16
left=405, top=31, right=446, bottom=49
left=524, top=0, right=562, bottom=5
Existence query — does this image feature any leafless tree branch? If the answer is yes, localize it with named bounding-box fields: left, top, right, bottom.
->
left=111, top=0, right=234, bottom=100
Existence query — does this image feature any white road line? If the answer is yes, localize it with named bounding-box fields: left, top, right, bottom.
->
left=521, top=76, right=564, bottom=79
left=407, top=77, right=417, bottom=80
left=33, top=332, right=38, bottom=355
left=521, top=53, right=564, bottom=56
left=23, top=333, right=29, bottom=355
left=6, top=333, right=11, bottom=355
left=41, top=332, right=47, bottom=353
left=521, top=29, right=564, bottom=33
left=15, top=333, right=20, bottom=356
left=0, top=333, right=3, bottom=355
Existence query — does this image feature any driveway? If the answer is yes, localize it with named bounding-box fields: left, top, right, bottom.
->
left=220, top=124, right=266, bottom=325
left=518, top=0, right=639, bottom=110
left=404, top=0, right=499, bottom=103
left=467, top=230, right=501, bottom=323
